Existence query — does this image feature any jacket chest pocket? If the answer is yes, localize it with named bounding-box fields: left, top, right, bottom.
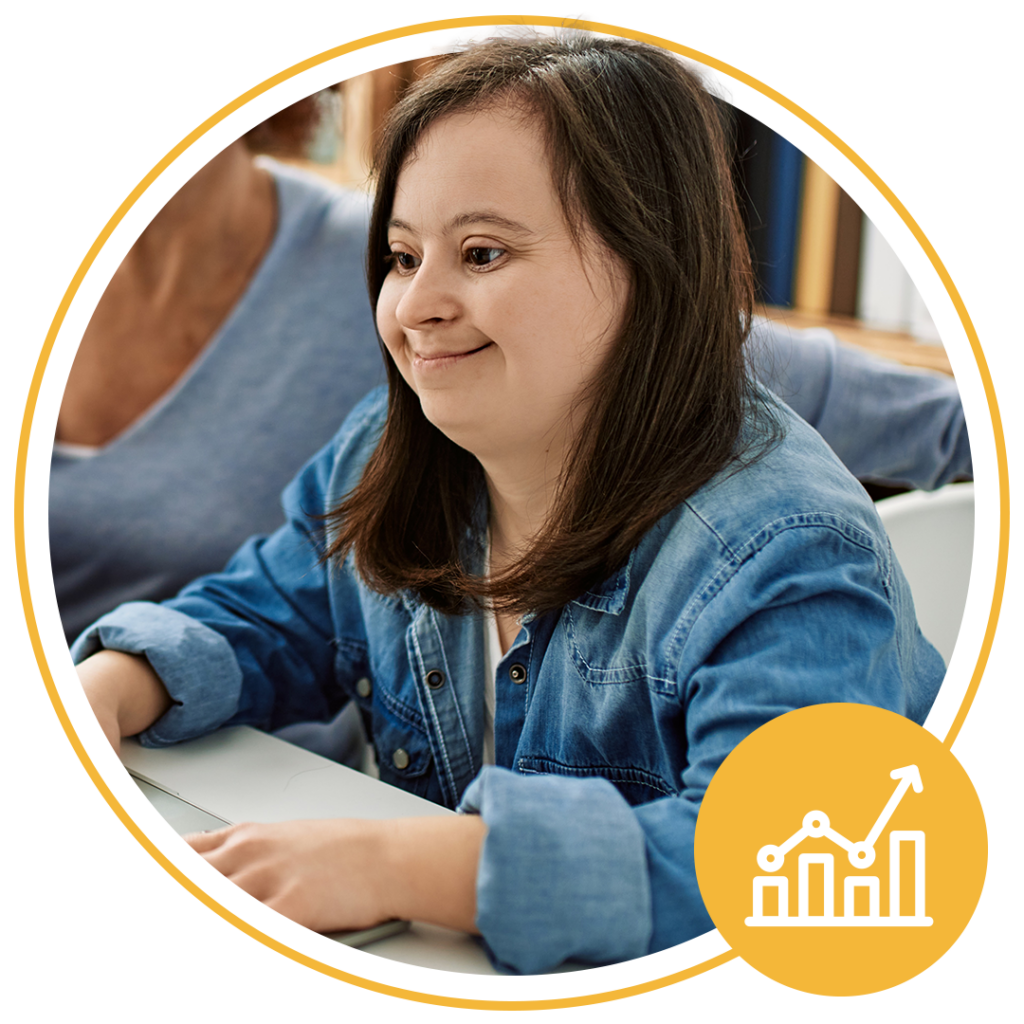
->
left=516, top=756, right=678, bottom=807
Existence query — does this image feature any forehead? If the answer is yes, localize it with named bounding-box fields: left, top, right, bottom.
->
left=390, top=105, right=561, bottom=226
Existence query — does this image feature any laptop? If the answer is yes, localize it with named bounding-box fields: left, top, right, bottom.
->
left=120, top=725, right=453, bottom=948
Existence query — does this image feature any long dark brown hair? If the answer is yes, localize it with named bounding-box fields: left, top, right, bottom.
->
left=327, top=34, right=778, bottom=616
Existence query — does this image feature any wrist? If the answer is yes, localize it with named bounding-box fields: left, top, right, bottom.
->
left=375, top=815, right=486, bottom=931
left=77, top=649, right=172, bottom=739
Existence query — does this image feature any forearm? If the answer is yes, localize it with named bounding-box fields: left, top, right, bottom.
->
left=78, top=649, right=173, bottom=750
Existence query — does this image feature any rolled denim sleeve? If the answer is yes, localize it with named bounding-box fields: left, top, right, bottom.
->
left=748, top=317, right=972, bottom=489
left=70, top=603, right=243, bottom=747
left=67, top=389, right=388, bottom=746
left=67, top=468, right=338, bottom=745
left=458, top=767, right=653, bottom=973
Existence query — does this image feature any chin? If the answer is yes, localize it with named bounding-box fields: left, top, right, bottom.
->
left=417, top=396, right=491, bottom=455
left=417, top=394, right=473, bottom=435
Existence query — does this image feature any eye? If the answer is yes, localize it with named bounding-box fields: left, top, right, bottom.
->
left=466, top=247, right=505, bottom=268
left=388, top=249, right=421, bottom=272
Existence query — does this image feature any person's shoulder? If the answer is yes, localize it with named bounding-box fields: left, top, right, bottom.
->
left=327, top=384, right=388, bottom=452
left=278, top=386, right=387, bottom=517
left=260, top=154, right=358, bottom=202
left=687, top=389, right=886, bottom=551
left=323, top=385, right=388, bottom=500
left=260, top=156, right=370, bottom=237
left=252, top=158, right=374, bottom=330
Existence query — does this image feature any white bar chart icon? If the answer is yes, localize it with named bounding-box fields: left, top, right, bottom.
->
left=745, top=766, right=933, bottom=927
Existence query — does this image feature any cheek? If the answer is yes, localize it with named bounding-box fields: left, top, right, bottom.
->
left=375, top=280, right=405, bottom=363
left=375, top=281, right=420, bottom=396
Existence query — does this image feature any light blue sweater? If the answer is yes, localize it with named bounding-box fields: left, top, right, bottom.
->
left=50, top=161, right=383, bottom=640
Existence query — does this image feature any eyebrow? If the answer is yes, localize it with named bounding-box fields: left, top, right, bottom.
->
left=388, top=212, right=534, bottom=235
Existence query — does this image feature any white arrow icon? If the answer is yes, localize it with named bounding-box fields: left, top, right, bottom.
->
left=748, top=764, right=931, bottom=927
left=849, top=765, right=923, bottom=868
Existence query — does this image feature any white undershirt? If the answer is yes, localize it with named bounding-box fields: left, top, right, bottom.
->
left=52, top=440, right=101, bottom=459
left=482, top=608, right=500, bottom=766
left=481, top=536, right=500, bottom=765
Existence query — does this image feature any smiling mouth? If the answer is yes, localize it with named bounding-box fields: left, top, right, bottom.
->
left=411, top=342, right=493, bottom=369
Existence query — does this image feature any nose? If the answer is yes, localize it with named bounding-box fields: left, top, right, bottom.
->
left=393, top=256, right=462, bottom=332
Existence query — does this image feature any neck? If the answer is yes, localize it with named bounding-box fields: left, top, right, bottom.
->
left=481, top=432, right=571, bottom=575
left=120, top=141, right=276, bottom=301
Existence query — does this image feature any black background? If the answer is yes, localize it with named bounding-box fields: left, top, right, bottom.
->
left=19, top=12, right=1003, bottom=1011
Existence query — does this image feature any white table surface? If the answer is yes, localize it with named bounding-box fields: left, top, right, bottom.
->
left=122, top=727, right=500, bottom=974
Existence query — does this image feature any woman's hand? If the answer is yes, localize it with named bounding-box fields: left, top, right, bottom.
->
left=185, top=819, right=392, bottom=933
left=185, top=815, right=487, bottom=935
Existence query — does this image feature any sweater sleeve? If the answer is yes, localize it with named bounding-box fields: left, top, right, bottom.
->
left=747, top=317, right=971, bottom=489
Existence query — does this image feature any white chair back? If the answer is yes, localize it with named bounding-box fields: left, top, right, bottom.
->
left=875, top=484, right=974, bottom=665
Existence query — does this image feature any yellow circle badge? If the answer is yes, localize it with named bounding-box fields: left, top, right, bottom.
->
left=694, top=703, right=986, bottom=995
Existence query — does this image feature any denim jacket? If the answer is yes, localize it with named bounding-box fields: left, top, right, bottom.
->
left=72, top=386, right=945, bottom=973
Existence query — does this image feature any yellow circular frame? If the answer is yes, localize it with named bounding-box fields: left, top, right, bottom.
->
left=16, top=14, right=1009, bottom=1012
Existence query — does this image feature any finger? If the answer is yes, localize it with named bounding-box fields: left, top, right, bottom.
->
left=183, top=826, right=233, bottom=852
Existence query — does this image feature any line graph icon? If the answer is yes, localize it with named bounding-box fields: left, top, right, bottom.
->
left=695, top=703, right=987, bottom=995
left=745, top=764, right=932, bottom=927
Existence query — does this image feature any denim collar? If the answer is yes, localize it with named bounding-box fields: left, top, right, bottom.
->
left=569, top=549, right=634, bottom=616
left=398, top=486, right=635, bottom=620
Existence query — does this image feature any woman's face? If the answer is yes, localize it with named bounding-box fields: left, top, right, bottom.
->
left=376, top=104, right=629, bottom=465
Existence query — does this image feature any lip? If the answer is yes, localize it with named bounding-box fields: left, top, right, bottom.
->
left=410, top=342, right=493, bottom=371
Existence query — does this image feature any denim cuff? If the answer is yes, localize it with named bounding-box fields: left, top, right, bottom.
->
left=71, top=602, right=243, bottom=747
left=458, top=766, right=652, bottom=973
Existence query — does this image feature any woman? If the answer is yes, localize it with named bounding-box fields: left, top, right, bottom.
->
left=75, top=35, right=945, bottom=973
left=51, top=98, right=382, bottom=643
left=50, top=86, right=970, bottom=650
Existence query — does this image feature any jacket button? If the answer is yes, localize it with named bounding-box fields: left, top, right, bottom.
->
left=426, top=669, right=445, bottom=690
left=392, top=748, right=411, bottom=770
left=509, top=663, right=527, bottom=684
left=355, top=677, right=372, bottom=699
